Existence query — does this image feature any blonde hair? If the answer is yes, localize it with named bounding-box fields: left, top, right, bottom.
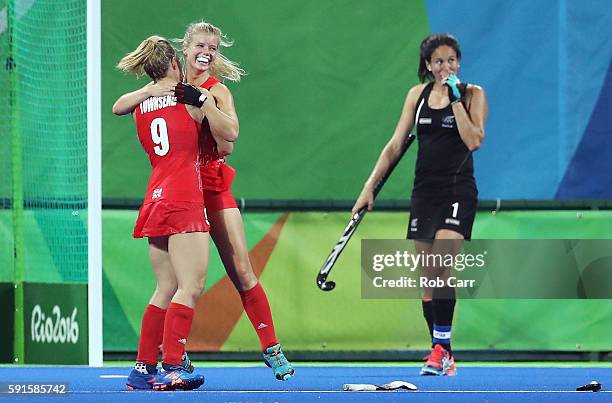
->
left=179, top=21, right=245, bottom=82
left=116, top=35, right=176, bottom=81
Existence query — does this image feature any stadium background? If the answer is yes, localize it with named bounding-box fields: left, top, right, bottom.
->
left=2, top=0, right=611, bottom=362
left=101, top=0, right=612, bottom=356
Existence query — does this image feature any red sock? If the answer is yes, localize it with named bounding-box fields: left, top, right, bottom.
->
left=161, top=302, right=194, bottom=366
left=239, top=283, right=278, bottom=350
left=136, top=304, right=166, bottom=365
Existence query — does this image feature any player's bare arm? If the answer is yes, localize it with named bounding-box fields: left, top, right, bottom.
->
left=205, top=83, right=239, bottom=142
left=451, top=85, right=487, bottom=151
left=352, top=84, right=423, bottom=214
left=112, top=81, right=175, bottom=115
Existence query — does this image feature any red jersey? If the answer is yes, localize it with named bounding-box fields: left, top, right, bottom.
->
left=197, top=75, right=237, bottom=200
left=135, top=95, right=202, bottom=204
left=199, top=75, right=223, bottom=163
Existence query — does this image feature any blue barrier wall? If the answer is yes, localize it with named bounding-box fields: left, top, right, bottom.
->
left=427, top=0, right=612, bottom=199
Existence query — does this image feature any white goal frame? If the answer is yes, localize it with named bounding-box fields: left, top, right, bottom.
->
left=87, top=0, right=103, bottom=367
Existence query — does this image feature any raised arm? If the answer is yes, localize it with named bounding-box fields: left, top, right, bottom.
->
left=452, top=85, right=487, bottom=151
left=444, top=76, right=488, bottom=151
left=112, top=81, right=175, bottom=115
left=205, top=83, right=239, bottom=143
left=175, top=82, right=238, bottom=156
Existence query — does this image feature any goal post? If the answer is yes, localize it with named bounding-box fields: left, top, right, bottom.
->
left=87, top=0, right=102, bottom=367
left=2, top=0, right=102, bottom=366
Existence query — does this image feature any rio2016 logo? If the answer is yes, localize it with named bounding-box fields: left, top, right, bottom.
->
left=30, top=305, right=79, bottom=344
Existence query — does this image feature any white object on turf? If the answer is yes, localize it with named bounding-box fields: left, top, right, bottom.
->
left=343, top=384, right=377, bottom=391
left=343, top=380, right=417, bottom=391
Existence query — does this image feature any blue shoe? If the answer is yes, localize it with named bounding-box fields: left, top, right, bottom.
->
left=152, top=364, right=205, bottom=391
left=263, top=343, right=294, bottom=380
left=126, top=363, right=157, bottom=390
left=181, top=352, right=194, bottom=373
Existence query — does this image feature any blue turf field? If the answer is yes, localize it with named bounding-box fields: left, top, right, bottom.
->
left=0, top=364, right=610, bottom=402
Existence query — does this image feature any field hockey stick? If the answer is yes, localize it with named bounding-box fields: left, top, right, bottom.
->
left=316, top=133, right=416, bottom=291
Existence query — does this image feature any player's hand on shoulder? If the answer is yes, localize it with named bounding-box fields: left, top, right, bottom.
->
left=145, top=81, right=175, bottom=97
left=175, top=82, right=208, bottom=107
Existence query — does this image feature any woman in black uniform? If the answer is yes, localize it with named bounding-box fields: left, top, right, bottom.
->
left=352, top=33, right=488, bottom=376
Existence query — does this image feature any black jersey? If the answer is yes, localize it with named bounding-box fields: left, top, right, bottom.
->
left=412, top=83, right=477, bottom=198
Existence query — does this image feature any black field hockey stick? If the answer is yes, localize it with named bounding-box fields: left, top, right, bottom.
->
left=316, top=133, right=416, bottom=291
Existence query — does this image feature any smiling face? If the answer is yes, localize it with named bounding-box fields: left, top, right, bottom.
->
left=183, top=32, right=219, bottom=74
left=426, top=45, right=460, bottom=82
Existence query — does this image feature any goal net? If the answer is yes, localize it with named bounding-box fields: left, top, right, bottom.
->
left=0, top=0, right=101, bottom=365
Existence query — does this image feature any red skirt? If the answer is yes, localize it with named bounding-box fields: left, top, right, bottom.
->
left=133, top=200, right=209, bottom=238
left=203, top=188, right=238, bottom=213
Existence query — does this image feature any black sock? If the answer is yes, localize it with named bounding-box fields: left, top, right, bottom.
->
left=162, top=362, right=177, bottom=371
left=432, top=287, right=456, bottom=356
left=421, top=300, right=434, bottom=342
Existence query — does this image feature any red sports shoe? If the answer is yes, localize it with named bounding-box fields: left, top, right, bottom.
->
left=420, top=344, right=456, bottom=376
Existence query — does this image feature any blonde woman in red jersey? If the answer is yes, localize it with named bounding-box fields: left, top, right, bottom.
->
left=113, top=35, right=209, bottom=391
left=113, top=21, right=293, bottom=381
